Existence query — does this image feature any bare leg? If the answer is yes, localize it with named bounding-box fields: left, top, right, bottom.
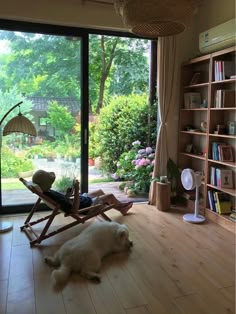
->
left=97, top=193, right=133, bottom=215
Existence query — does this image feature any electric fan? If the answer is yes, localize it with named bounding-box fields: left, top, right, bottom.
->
left=181, top=168, right=206, bottom=223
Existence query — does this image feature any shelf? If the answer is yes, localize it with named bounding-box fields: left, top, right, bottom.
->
left=179, top=152, right=206, bottom=160
left=178, top=45, right=236, bottom=232
left=208, top=158, right=236, bottom=168
left=212, top=78, right=236, bottom=85
left=184, top=82, right=209, bottom=88
left=205, top=208, right=235, bottom=233
left=207, top=184, right=236, bottom=197
left=210, top=107, right=235, bottom=110
left=180, top=131, right=206, bottom=136
left=181, top=108, right=208, bottom=111
left=209, top=133, right=236, bottom=139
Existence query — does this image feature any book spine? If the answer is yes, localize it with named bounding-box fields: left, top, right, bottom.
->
left=208, top=190, right=216, bottom=212
left=213, top=191, right=219, bottom=213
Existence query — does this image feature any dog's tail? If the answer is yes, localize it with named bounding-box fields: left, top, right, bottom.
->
left=51, top=264, right=71, bottom=286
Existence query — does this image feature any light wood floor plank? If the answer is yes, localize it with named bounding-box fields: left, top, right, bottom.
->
left=87, top=272, right=126, bottom=314
left=0, top=280, right=8, bottom=314
left=62, top=278, right=96, bottom=314
left=125, top=305, right=150, bottom=314
left=0, top=204, right=235, bottom=314
left=6, top=244, right=35, bottom=314
left=33, top=249, right=66, bottom=314
left=0, top=225, right=12, bottom=282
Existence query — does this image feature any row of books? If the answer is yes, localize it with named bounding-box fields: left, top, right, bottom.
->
left=208, top=190, right=232, bottom=214
left=214, top=60, right=235, bottom=81
left=214, top=90, right=235, bottom=108
left=210, top=167, right=234, bottom=189
left=212, top=142, right=234, bottom=162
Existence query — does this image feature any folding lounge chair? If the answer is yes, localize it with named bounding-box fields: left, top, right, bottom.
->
left=19, top=177, right=113, bottom=246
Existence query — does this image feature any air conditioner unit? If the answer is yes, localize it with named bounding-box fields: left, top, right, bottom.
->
left=199, top=19, right=236, bottom=54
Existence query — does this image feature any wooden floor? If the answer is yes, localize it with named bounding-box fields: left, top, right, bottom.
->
left=0, top=204, right=235, bottom=314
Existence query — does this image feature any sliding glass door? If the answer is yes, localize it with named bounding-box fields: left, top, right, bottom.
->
left=0, top=21, right=156, bottom=213
left=0, top=30, right=85, bottom=208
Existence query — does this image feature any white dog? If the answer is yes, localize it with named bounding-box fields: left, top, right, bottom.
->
left=45, top=221, right=133, bottom=286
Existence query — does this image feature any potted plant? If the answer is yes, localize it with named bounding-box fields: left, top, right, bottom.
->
left=167, top=158, right=180, bottom=204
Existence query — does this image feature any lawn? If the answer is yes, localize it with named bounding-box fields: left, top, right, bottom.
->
left=2, top=176, right=114, bottom=190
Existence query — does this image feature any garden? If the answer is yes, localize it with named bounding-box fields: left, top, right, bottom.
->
left=2, top=93, right=158, bottom=195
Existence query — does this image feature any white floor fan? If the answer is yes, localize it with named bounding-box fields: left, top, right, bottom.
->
left=181, top=168, right=206, bottom=223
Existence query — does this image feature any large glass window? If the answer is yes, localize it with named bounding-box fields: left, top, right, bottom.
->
left=0, top=23, right=157, bottom=212
left=0, top=31, right=82, bottom=207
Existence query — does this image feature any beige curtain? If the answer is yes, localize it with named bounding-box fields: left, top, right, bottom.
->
left=149, top=36, right=177, bottom=205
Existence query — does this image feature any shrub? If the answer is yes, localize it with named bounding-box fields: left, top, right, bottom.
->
left=94, top=94, right=157, bottom=174
left=116, top=141, right=155, bottom=192
left=2, top=146, right=33, bottom=178
left=54, top=176, right=74, bottom=193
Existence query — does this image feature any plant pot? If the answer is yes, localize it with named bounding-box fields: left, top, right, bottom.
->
left=88, top=158, right=95, bottom=166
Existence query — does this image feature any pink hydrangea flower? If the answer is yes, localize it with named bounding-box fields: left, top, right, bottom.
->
left=146, top=147, right=152, bottom=154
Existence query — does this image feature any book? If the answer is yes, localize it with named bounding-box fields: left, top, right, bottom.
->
left=212, top=191, right=219, bottom=213
left=215, top=192, right=232, bottom=214
left=210, top=167, right=215, bottom=186
left=208, top=190, right=216, bottom=212
left=218, top=145, right=234, bottom=162
left=214, top=90, right=236, bottom=108
left=214, top=60, right=235, bottom=81
left=212, top=142, right=225, bottom=160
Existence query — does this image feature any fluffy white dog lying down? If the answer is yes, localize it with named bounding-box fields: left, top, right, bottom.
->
left=45, top=221, right=133, bottom=286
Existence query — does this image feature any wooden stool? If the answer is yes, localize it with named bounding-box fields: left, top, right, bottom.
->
left=156, top=182, right=171, bottom=212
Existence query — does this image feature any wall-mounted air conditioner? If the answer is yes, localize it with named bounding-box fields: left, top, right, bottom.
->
left=199, top=19, right=236, bottom=54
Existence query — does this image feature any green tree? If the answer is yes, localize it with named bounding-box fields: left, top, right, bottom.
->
left=0, top=31, right=149, bottom=113
left=0, top=31, right=81, bottom=100
left=0, top=87, right=34, bottom=125
left=89, top=35, right=149, bottom=113
left=46, top=101, right=75, bottom=139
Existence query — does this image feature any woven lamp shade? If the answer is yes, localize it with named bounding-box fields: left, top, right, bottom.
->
left=3, top=114, right=37, bottom=137
left=114, top=0, right=202, bottom=37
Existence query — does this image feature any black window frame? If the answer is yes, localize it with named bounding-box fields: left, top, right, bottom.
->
left=0, top=19, right=157, bottom=214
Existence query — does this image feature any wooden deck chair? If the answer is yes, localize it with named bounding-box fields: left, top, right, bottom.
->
left=19, top=177, right=113, bottom=246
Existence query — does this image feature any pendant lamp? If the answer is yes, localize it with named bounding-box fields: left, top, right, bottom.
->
left=114, top=0, right=202, bottom=37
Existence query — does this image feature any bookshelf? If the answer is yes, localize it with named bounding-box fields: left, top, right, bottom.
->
left=178, top=46, right=236, bottom=232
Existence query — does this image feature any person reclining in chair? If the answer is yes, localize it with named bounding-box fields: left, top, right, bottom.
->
left=32, top=170, right=133, bottom=216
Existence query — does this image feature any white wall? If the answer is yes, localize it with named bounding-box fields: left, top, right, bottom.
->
left=0, top=0, right=125, bottom=31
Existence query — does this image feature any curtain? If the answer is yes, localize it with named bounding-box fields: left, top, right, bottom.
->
left=149, top=36, right=177, bottom=205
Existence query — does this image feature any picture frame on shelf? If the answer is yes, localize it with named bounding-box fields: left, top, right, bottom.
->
left=185, top=144, right=193, bottom=153
left=219, top=145, right=234, bottom=162
left=189, top=72, right=201, bottom=85
left=220, top=169, right=233, bottom=189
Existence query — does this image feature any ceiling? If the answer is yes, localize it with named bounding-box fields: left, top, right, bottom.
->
left=82, top=0, right=114, bottom=5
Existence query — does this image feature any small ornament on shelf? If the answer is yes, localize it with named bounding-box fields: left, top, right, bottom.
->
left=200, top=99, right=208, bottom=108
left=227, top=121, right=236, bottom=135
left=214, top=124, right=227, bottom=135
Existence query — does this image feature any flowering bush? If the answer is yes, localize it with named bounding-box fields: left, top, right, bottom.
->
left=116, top=141, right=155, bottom=193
